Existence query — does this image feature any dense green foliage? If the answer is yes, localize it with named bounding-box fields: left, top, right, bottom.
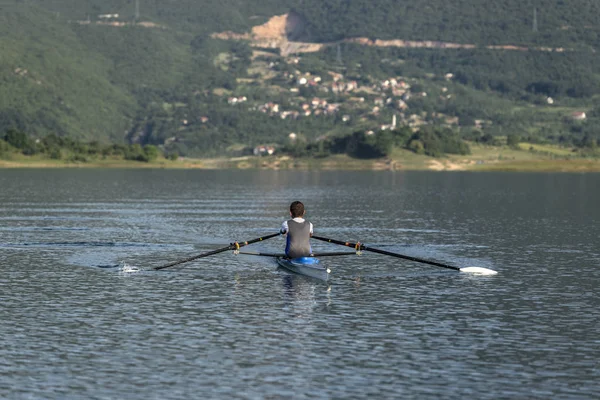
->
left=1, top=129, right=162, bottom=162
left=280, top=126, right=471, bottom=158
left=1, top=0, right=600, bottom=158
left=0, top=5, right=136, bottom=141
left=294, top=0, right=600, bottom=48
left=7, top=0, right=294, bottom=33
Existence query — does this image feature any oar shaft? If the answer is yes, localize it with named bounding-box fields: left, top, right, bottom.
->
left=312, top=251, right=358, bottom=257
left=154, top=232, right=281, bottom=270
left=238, top=251, right=358, bottom=258
left=312, top=235, right=461, bottom=271
left=360, top=245, right=460, bottom=271
left=154, top=246, right=231, bottom=270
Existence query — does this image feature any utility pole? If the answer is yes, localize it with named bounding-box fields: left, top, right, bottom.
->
left=135, top=0, right=140, bottom=22
left=533, top=7, right=538, bottom=32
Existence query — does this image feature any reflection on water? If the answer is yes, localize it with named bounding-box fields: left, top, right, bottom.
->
left=0, top=169, right=599, bottom=399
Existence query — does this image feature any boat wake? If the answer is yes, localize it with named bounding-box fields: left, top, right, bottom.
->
left=118, top=262, right=141, bottom=274
left=82, top=261, right=141, bottom=273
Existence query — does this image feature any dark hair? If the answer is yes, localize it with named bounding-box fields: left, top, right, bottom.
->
left=290, top=201, right=305, bottom=218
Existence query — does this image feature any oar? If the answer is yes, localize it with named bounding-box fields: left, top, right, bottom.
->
left=312, top=235, right=497, bottom=275
left=237, top=251, right=359, bottom=258
left=154, top=232, right=281, bottom=270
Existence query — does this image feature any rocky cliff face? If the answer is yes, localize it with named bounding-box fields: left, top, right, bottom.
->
left=212, top=12, right=317, bottom=56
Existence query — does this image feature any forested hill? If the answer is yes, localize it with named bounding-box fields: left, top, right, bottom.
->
left=23, top=0, right=600, bottom=48
left=1, top=0, right=600, bottom=156
left=295, top=0, right=600, bottom=48
left=2, top=0, right=294, bottom=34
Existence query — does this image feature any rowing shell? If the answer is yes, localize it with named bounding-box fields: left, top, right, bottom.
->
left=276, top=257, right=331, bottom=281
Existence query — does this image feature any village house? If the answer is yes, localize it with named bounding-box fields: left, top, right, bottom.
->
left=392, top=88, right=406, bottom=97
left=397, top=100, right=408, bottom=110
left=253, top=145, right=275, bottom=156
left=310, top=98, right=328, bottom=109
left=227, top=96, right=247, bottom=105
left=571, top=111, right=586, bottom=120
left=258, top=102, right=279, bottom=113
left=325, top=104, right=340, bottom=114
left=330, top=72, right=343, bottom=81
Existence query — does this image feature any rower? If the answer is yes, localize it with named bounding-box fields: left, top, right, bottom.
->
left=280, top=201, right=313, bottom=259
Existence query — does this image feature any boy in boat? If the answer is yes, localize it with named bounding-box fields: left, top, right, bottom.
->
left=280, top=201, right=313, bottom=258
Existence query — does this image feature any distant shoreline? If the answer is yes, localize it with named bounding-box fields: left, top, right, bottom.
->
left=2, top=156, right=600, bottom=172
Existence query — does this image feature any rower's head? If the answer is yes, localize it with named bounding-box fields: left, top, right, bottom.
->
left=290, top=201, right=305, bottom=218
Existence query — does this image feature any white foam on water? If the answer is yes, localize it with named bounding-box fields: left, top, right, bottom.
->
left=119, top=262, right=140, bottom=273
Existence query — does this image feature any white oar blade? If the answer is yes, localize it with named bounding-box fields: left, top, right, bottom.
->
left=459, top=267, right=498, bottom=275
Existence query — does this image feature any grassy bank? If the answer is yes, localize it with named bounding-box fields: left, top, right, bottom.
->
left=1, top=144, right=599, bottom=172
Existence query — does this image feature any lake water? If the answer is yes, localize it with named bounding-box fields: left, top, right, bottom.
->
left=0, top=169, right=598, bottom=399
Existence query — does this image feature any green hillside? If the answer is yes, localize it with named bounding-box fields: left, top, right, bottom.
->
left=294, top=0, right=600, bottom=48
left=0, top=5, right=135, bottom=141
left=1, top=0, right=599, bottom=157
left=13, top=0, right=294, bottom=33
left=27, top=0, right=600, bottom=47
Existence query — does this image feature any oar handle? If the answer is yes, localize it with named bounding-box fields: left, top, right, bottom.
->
left=312, top=235, right=461, bottom=271
left=235, top=232, right=282, bottom=247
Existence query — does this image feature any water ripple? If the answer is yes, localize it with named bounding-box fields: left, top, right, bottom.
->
left=1, top=170, right=598, bottom=399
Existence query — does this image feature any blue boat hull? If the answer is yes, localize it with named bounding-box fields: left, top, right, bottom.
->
left=276, top=257, right=330, bottom=281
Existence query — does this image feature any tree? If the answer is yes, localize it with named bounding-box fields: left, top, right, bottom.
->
left=4, top=129, right=31, bottom=150
left=0, top=139, right=13, bottom=157
left=143, top=145, right=160, bottom=161
left=506, top=133, right=520, bottom=148
left=345, top=131, right=392, bottom=159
